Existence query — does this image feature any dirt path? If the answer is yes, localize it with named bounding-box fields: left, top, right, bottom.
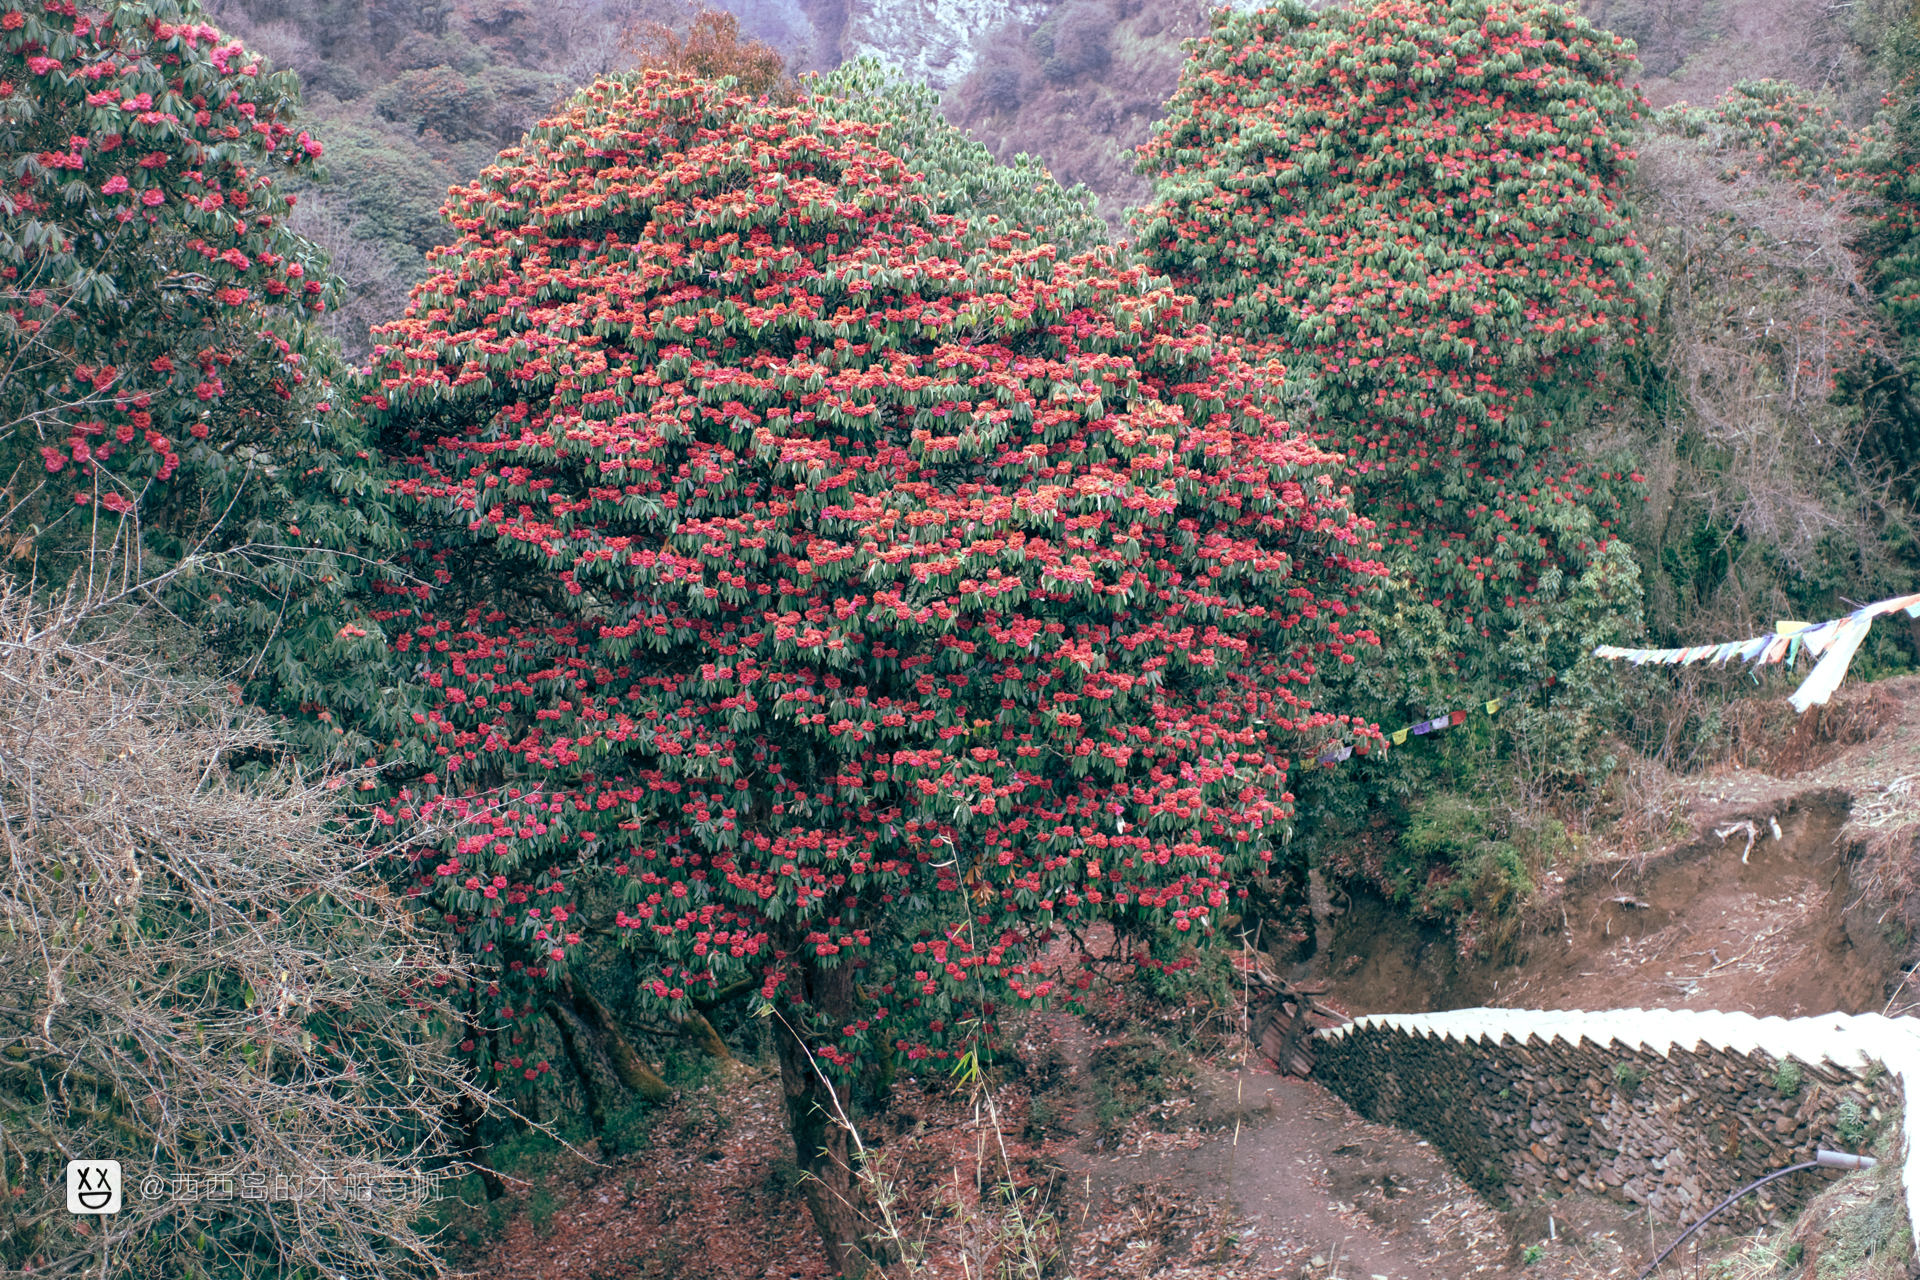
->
left=1032, top=1011, right=1519, bottom=1279
left=1199, top=1068, right=1510, bottom=1278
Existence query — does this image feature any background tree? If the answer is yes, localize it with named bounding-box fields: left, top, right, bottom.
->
left=1136, top=0, right=1647, bottom=691
left=624, top=4, right=790, bottom=99
left=357, top=70, right=1382, bottom=1273
left=1843, top=0, right=1920, bottom=480
left=287, top=190, right=413, bottom=363
left=810, top=60, right=1107, bottom=256
left=1624, top=81, right=1919, bottom=658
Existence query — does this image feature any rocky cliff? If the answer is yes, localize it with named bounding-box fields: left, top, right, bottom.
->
left=795, top=0, right=1050, bottom=91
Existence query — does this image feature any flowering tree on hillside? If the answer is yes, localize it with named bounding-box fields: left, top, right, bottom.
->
left=1137, top=0, right=1647, bottom=704
left=0, top=0, right=400, bottom=764
left=2, top=0, right=335, bottom=544
left=360, top=70, right=1383, bottom=1271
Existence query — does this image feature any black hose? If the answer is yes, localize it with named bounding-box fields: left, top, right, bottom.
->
left=1637, top=1150, right=1872, bottom=1278
left=1636, top=1162, right=1816, bottom=1278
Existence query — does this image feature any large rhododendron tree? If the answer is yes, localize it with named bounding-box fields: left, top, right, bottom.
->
left=362, top=71, right=1382, bottom=1270
left=1136, top=0, right=1647, bottom=675
left=0, top=0, right=397, bottom=765
left=1, top=0, right=341, bottom=540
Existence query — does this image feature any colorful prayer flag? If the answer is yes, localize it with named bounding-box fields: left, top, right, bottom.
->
left=1591, top=588, right=1920, bottom=714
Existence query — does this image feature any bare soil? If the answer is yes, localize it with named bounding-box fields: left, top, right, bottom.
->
left=1324, top=677, right=1920, bottom=1024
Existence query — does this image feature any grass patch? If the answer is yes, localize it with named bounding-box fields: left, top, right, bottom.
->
left=1612, top=1061, right=1644, bottom=1096
left=1088, top=1033, right=1195, bottom=1141
left=1774, top=1061, right=1803, bottom=1098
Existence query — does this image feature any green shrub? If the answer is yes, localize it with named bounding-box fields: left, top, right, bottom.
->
left=597, top=1095, right=656, bottom=1158
left=1088, top=1034, right=1195, bottom=1141
left=527, top=1185, right=559, bottom=1237
left=1775, top=1061, right=1803, bottom=1098
left=810, top=61, right=1106, bottom=252
left=377, top=64, right=498, bottom=141
left=1837, top=1096, right=1868, bottom=1147
left=1621, top=83, right=1920, bottom=662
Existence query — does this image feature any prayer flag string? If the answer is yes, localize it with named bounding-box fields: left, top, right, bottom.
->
left=1317, top=696, right=1508, bottom=766
left=1590, top=591, right=1920, bottom=714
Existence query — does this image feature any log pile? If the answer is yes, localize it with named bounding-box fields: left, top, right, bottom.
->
left=1251, top=996, right=1318, bottom=1076
left=1312, top=1020, right=1901, bottom=1231
left=1244, top=972, right=1346, bottom=1077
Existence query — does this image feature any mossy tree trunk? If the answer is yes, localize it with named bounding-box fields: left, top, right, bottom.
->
left=771, top=960, right=873, bottom=1276
left=565, top=988, right=673, bottom=1103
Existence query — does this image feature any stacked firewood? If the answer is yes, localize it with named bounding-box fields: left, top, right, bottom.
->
left=1234, top=951, right=1349, bottom=1076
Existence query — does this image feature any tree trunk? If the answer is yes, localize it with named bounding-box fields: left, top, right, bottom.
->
left=457, top=991, right=507, bottom=1199
left=676, top=1010, right=734, bottom=1063
left=451, top=1090, right=507, bottom=1200
left=570, top=988, right=673, bottom=1103
left=547, top=999, right=633, bottom=1133
left=771, top=964, right=873, bottom=1277
left=866, top=1041, right=896, bottom=1113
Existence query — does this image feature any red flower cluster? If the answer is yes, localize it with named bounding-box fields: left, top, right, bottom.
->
left=1137, top=0, right=1648, bottom=638
left=1, top=0, right=332, bottom=514
left=364, top=72, right=1384, bottom=1074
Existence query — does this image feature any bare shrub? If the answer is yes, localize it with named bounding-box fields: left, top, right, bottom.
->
left=0, top=586, right=485, bottom=1278
left=623, top=5, right=793, bottom=101
left=241, top=20, right=325, bottom=82
left=288, top=194, right=413, bottom=366
left=539, top=0, right=681, bottom=87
